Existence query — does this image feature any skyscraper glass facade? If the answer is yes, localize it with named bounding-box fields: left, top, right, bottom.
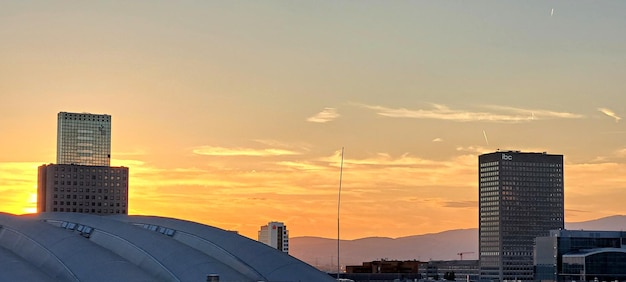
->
left=57, top=112, right=111, bottom=166
left=479, top=151, right=564, bottom=282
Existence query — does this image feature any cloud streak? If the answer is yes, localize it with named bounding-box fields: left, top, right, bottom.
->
left=598, top=108, right=621, bottom=123
left=193, top=146, right=301, bottom=156
left=306, top=107, right=340, bottom=123
left=360, top=103, right=582, bottom=122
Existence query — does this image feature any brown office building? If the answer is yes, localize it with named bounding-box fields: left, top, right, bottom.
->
left=38, top=164, right=129, bottom=215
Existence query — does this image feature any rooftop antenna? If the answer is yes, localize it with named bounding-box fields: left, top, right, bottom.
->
left=337, top=147, right=344, bottom=279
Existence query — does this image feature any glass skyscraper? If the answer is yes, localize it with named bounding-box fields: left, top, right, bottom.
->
left=478, top=151, right=564, bottom=282
left=57, top=112, right=111, bottom=166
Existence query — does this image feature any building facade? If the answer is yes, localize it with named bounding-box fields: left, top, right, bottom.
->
left=535, top=229, right=626, bottom=282
left=346, top=260, right=420, bottom=274
left=478, top=151, right=564, bottom=281
left=258, top=221, right=289, bottom=253
left=420, top=260, right=480, bottom=282
left=38, top=164, right=128, bottom=215
left=57, top=112, right=111, bottom=166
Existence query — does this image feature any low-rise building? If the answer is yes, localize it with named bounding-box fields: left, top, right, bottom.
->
left=419, top=260, right=479, bottom=281
left=535, top=229, right=626, bottom=282
left=346, top=260, right=420, bottom=274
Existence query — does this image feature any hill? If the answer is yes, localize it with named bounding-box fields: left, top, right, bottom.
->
left=290, top=215, right=626, bottom=271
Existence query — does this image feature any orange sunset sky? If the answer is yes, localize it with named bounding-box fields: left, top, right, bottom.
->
left=1, top=1, right=626, bottom=240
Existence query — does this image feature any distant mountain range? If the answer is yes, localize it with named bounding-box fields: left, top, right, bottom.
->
left=289, top=215, right=626, bottom=271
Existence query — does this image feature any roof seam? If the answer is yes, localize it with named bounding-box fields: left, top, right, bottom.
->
left=0, top=225, right=80, bottom=281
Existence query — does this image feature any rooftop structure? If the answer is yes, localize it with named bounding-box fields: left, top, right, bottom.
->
left=57, top=112, right=111, bottom=166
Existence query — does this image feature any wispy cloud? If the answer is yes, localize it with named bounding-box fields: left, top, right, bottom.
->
left=113, top=149, right=148, bottom=157
left=193, top=145, right=300, bottom=156
left=442, top=200, right=478, bottom=208
left=456, top=146, right=490, bottom=154
left=275, top=161, right=329, bottom=171
left=598, top=108, right=621, bottom=123
left=483, top=105, right=582, bottom=119
left=615, top=148, right=626, bottom=158
left=432, top=138, right=443, bottom=142
left=306, top=107, right=340, bottom=123
left=359, top=103, right=582, bottom=123
left=253, top=139, right=311, bottom=152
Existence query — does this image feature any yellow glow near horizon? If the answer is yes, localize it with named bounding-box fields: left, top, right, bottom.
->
left=3, top=155, right=626, bottom=240
left=2, top=1, right=626, bottom=239
left=24, top=192, right=38, bottom=214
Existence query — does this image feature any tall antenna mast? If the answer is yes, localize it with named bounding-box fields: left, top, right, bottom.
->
left=337, top=147, right=344, bottom=279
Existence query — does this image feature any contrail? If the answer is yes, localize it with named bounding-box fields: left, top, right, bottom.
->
left=598, top=108, right=621, bottom=123
left=551, top=8, right=554, bottom=16
left=483, top=130, right=489, bottom=145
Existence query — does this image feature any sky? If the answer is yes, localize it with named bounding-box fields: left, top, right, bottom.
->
left=1, top=1, right=626, bottom=240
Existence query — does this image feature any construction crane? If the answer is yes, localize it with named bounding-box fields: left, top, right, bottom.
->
left=457, top=252, right=475, bottom=260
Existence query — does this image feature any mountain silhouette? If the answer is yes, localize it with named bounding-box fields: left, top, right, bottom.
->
left=290, top=215, right=626, bottom=270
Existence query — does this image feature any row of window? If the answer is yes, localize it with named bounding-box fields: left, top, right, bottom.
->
left=499, top=216, right=563, bottom=221
left=54, top=174, right=126, bottom=180
left=481, top=196, right=500, bottom=202
left=501, top=196, right=562, bottom=202
left=480, top=166, right=499, bottom=172
left=501, top=203, right=563, bottom=210
left=52, top=208, right=125, bottom=214
left=504, top=167, right=562, bottom=172
left=501, top=176, right=562, bottom=182
left=481, top=191, right=499, bottom=197
left=52, top=201, right=125, bottom=207
left=480, top=237, right=500, bottom=244
left=480, top=171, right=499, bottom=177
left=480, top=184, right=499, bottom=191
left=500, top=172, right=563, bottom=178
left=482, top=246, right=500, bottom=252
left=481, top=211, right=500, bottom=217
left=480, top=161, right=499, bottom=168
left=503, top=187, right=563, bottom=193
left=502, top=191, right=562, bottom=197
left=482, top=226, right=500, bottom=232
left=481, top=176, right=499, bottom=182
left=503, top=162, right=562, bottom=167
left=61, top=116, right=109, bottom=121
left=480, top=201, right=499, bottom=207
left=53, top=166, right=121, bottom=173
left=54, top=181, right=126, bottom=188
left=480, top=206, right=499, bottom=211
left=53, top=188, right=126, bottom=194
left=53, top=194, right=126, bottom=200
left=481, top=231, right=500, bottom=237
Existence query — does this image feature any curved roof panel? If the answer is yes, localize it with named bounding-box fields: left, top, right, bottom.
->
left=0, top=212, right=334, bottom=282
left=563, top=247, right=626, bottom=258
